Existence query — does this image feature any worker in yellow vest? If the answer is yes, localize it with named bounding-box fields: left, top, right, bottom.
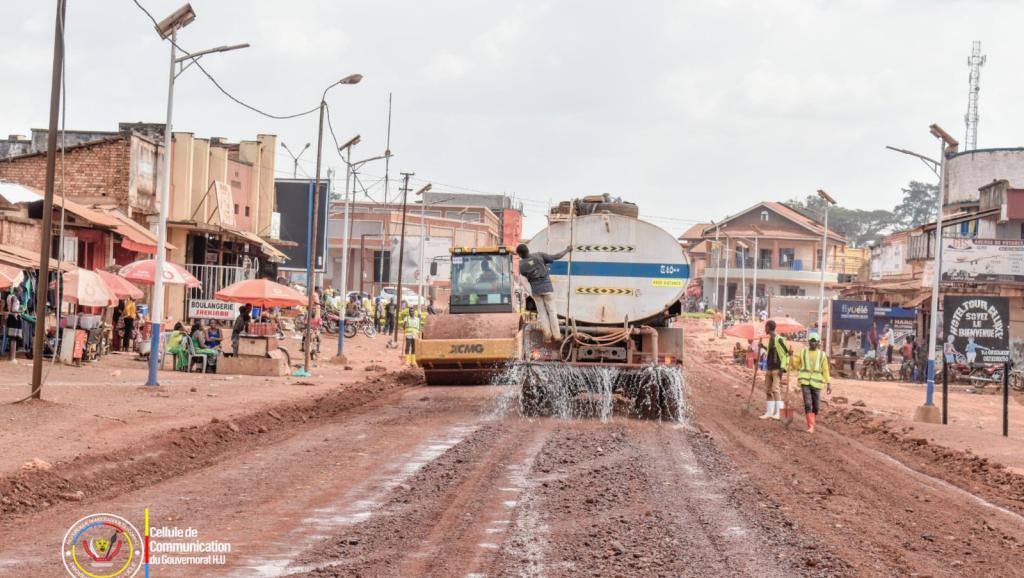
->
left=759, top=319, right=790, bottom=420
left=795, top=332, right=831, bottom=433
left=398, top=305, right=426, bottom=367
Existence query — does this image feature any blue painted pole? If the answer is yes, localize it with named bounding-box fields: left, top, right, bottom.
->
left=925, top=358, right=935, bottom=406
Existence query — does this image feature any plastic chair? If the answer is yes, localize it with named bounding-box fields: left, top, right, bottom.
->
left=159, top=332, right=176, bottom=370
left=183, top=337, right=208, bottom=374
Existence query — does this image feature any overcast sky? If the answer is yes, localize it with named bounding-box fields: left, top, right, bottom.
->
left=3, top=0, right=1022, bottom=236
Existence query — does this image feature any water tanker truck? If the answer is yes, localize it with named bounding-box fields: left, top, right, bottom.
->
left=418, top=196, right=689, bottom=421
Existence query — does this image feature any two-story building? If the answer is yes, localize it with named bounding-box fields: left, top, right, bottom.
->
left=690, top=201, right=848, bottom=313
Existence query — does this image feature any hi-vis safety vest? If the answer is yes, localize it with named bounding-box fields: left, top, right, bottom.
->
left=769, top=335, right=789, bottom=370
left=799, top=349, right=827, bottom=389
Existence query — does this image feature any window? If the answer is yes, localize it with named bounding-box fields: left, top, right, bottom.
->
left=759, top=248, right=772, bottom=269
left=760, top=210, right=769, bottom=221
left=233, top=204, right=239, bottom=215
left=779, top=248, right=795, bottom=268
left=450, top=254, right=513, bottom=312
left=816, top=248, right=823, bottom=269
left=1020, top=223, right=1024, bottom=239
left=780, top=285, right=802, bottom=296
left=244, top=206, right=251, bottom=217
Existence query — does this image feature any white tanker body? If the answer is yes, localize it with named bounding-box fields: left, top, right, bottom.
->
left=527, top=212, right=690, bottom=327
left=518, top=199, right=689, bottom=421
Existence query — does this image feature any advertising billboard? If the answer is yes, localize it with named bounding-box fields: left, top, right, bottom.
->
left=831, top=300, right=875, bottom=331
left=943, top=296, right=1010, bottom=364
left=275, top=179, right=329, bottom=272
left=941, top=238, right=1024, bottom=283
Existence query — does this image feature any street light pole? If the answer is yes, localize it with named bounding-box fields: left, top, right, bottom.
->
left=713, top=223, right=721, bottom=310
left=816, top=189, right=836, bottom=350
left=750, top=225, right=762, bottom=321
left=721, top=237, right=730, bottom=331
left=145, top=4, right=247, bottom=387
left=334, top=134, right=359, bottom=360
left=281, top=142, right=310, bottom=179
left=297, top=74, right=362, bottom=376
left=921, top=124, right=957, bottom=418
left=416, top=185, right=433, bottom=308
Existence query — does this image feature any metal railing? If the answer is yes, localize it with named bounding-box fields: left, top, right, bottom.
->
left=184, top=263, right=251, bottom=311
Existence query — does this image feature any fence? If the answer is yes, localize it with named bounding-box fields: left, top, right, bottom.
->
left=184, top=263, right=251, bottom=314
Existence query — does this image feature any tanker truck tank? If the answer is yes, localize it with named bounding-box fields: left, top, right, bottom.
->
left=526, top=212, right=690, bottom=327
left=515, top=203, right=690, bottom=421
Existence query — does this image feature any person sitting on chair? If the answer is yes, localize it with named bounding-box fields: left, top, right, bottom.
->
left=190, top=322, right=218, bottom=372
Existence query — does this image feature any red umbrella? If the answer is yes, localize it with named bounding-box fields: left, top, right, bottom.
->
left=60, top=269, right=118, bottom=307
left=214, top=278, right=306, bottom=308
left=119, top=259, right=201, bottom=288
left=0, top=264, right=23, bottom=290
left=94, top=268, right=143, bottom=299
left=768, top=316, right=806, bottom=335
left=724, top=322, right=766, bottom=341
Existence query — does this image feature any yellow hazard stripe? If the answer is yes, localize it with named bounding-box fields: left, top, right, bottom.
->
left=575, top=287, right=633, bottom=295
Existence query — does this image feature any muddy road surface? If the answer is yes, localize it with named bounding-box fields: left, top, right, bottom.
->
left=2, top=352, right=1024, bottom=576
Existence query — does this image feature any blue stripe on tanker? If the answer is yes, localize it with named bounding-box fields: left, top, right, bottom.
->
left=548, top=261, right=689, bottom=279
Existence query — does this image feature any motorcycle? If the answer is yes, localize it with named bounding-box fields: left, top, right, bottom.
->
left=859, top=355, right=896, bottom=381
left=968, top=364, right=1005, bottom=388
left=343, top=313, right=378, bottom=338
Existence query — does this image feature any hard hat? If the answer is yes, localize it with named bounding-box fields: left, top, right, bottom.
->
left=808, top=332, right=821, bottom=342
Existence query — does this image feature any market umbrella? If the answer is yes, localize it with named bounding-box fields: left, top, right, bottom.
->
left=119, top=259, right=201, bottom=288
left=214, top=278, right=307, bottom=308
left=724, top=322, right=766, bottom=341
left=60, top=269, right=118, bottom=307
left=94, top=268, right=143, bottom=300
left=768, top=316, right=806, bottom=335
left=0, top=264, right=24, bottom=290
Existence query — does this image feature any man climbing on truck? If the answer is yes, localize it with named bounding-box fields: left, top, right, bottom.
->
left=516, top=243, right=572, bottom=342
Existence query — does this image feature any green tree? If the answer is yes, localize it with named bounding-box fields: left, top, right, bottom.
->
left=785, top=196, right=895, bottom=247
left=892, top=181, right=938, bottom=229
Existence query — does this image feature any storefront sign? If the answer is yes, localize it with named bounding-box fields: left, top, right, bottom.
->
left=874, top=307, right=918, bottom=343
left=943, top=296, right=1010, bottom=364
left=941, top=238, right=1024, bottom=282
left=188, top=299, right=240, bottom=321
left=831, top=300, right=875, bottom=331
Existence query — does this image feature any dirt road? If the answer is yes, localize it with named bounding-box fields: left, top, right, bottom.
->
left=2, top=330, right=1024, bottom=576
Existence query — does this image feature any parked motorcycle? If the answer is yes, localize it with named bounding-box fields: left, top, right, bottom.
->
left=343, top=314, right=378, bottom=338
left=968, top=364, right=1005, bottom=388
left=859, top=355, right=896, bottom=381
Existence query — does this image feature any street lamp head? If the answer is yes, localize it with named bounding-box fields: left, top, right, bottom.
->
left=301, top=142, right=311, bottom=151
left=155, top=3, right=196, bottom=39
left=339, top=74, right=363, bottom=85
left=339, top=135, right=361, bottom=151
left=415, top=184, right=433, bottom=196
left=750, top=224, right=763, bottom=236
left=816, top=189, right=837, bottom=204
left=929, top=124, right=959, bottom=148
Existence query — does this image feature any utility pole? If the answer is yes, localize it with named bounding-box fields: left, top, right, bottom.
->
left=712, top=223, right=721, bottom=310
left=392, top=172, right=413, bottom=344
left=30, top=0, right=67, bottom=398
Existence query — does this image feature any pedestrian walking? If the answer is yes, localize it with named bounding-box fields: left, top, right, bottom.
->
left=759, top=319, right=789, bottom=420
left=794, top=332, right=831, bottom=433
left=384, top=301, right=396, bottom=335
left=712, top=310, right=723, bottom=336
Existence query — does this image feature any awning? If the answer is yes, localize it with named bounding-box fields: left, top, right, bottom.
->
left=0, top=244, right=74, bottom=271
left=236, top=230, right=288, bottom=262
left=168, top=220, right=288, bottom=262
left=92, top=206, right=172, bottom=253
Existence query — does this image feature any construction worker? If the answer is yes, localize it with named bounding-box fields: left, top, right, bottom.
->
left=759, top=319, right=789, bottom=420
left=399, top=305, right=426, bottom=366
left=795, top=332, right=831, bottom=433
left=516, top=243, right=572, bottom=342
